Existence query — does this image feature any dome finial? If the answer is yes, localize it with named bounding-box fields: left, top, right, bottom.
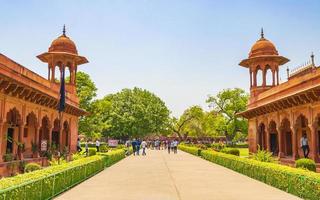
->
left=261, top=28, right=264, bottom=39
left=63, top=24, right=66, bottom=36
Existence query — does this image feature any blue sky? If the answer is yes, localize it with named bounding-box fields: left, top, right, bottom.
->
left=1, top=1, right=319, bottom=116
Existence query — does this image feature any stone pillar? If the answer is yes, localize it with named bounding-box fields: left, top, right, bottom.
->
left=262, top=69, right=266, bottom=87
left=253, top=70, right=257, bottom=87
left=51, top=67, right=55, bottom=82
left=34, top=124, right=40, bottom=158
left=18, top=124, right=24, bottom=160
left=272, top=70, right=275, bottom=86
left=266, top=129, right=271, bottom=152
left=249, top=70, right=252, bottom=88
left=0, top=122, right=4, bottom=162
left=48, top=125, right=53, bottom=149
left=292, top=127, right=298, bottom=160
left=310, top=125, right=318, bottom=162
left=278, top=128, right=284, bottom=157
left=276, top=69, right=279, bottom=85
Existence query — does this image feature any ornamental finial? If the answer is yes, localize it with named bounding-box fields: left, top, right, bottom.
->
left=261, top=28, right=264, bottom=39
left=63, top=24, right=66, bottom=36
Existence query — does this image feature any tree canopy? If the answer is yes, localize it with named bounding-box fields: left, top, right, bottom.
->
left=101, top=87, right=171, bottom=139
left=206, top=88, right=249, bottom=141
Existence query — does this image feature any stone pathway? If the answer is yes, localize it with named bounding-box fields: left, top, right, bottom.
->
left=55, top=150, right=301, bottom=200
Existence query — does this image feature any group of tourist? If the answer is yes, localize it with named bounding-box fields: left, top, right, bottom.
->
left=77, top=138, right=102, bottom=156
left=126, top=139, right=179, bottom=156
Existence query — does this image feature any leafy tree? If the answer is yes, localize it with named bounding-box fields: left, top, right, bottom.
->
left=75, top=72, right=97, bottom=110
left=206, top=88, right=249, bottom=142
left=102, top=87, right=171, bottom=139
left=171, top=106, right=203, bottom=140
left=75, top=71, right=100, bottom=137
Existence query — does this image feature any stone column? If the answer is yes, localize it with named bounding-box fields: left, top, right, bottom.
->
left=262, top=69, right=266, bottom=87
left=249, top=70, right=252, bottom=88
left=51, top=67, right=55, bottom=82
left=266, top=129, right=271, bottom=152
left=278, top=128, right=284, bottom=157
left=34, top=124, right=40, bottom=158
left=310, top=125, right=318, bottom=162
left=276, top=69, right=279, bottom=85
left=292, top=127, right=298, bottom=160
left=253, top=70, right=257, bottom=87
left=272, top=70, right=275, bottom=86
left=0, top=122, right=4, bottom=162
left=18, top=124, right=24, bottom=160
left=48, top=125, right=53, bottom=149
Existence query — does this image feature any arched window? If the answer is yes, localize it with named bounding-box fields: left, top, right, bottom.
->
left=266, top=67, right=273, bottom=86
left=256, top=68, right=263, bottom=86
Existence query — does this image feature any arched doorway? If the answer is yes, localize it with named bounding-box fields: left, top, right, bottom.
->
left=315, top=116, right=320, bottom=156
left=295, top=115, right=311, bottom=158
left=269, top=121, right=279, bottom=155
left=40, top=116, right=50, bottom=149
left=25, top=112, right=37, bottom=158
left=257, top=123, right=266, bottom=150
left=5, top=108, right=21, bottom=155
left=62, top=121, right=69, bottom=150
left=52, top=118, right=60, bottom=149
left=280, top=118, right=292, bottom=157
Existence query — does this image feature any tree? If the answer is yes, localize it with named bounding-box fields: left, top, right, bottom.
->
left=206, top=88, right=249, bottom=142
left=75, top=71, right=100, bottom=137
left=102, top=87, right=171, bottom=139
left=171, top=106, right=203, bottom=140
left=75, top=72, right=97, bottom=110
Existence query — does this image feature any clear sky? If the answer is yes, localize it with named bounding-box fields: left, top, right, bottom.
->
left=1, top=1, right=320, bottom=117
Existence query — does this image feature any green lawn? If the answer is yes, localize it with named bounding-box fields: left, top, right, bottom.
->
left=238, top=148, right=249, bottom=157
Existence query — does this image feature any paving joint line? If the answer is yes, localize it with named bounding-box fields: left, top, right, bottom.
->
left=162, top=151, right=182, bottom=200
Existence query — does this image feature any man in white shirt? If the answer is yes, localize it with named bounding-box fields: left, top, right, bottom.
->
left=141, top=140, right=147, bottom=156
left=300, top=133, right=309, bottom=158
left=96, top=139, right=100, bottom=152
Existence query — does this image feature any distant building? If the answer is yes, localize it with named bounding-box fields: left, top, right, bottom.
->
left=239, top=29, right=320, bottom=164
left=0, top=27, right=87, bottom=176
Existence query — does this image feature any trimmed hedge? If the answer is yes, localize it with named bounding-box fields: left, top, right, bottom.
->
left=296, top=158, right=316, bottom=172
left=0, top=149, right=127, bottom=200
left=179, top=145, right=320, bottom=200
left=178, top=145, right=201, bottom=156
left=97, top=149, right=126, bottom=167
left=220, top=148, right=240, bottom=156
left=24, top=163, right=41, bottom=173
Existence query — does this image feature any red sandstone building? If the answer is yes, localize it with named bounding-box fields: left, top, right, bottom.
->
left=239, top=30, right=320, bottom=164
left=0, top=28, right=87, bottom=175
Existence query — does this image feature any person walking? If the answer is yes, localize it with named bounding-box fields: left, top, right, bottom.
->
left=168, top=140, right=172, bottom=154
left=136, top=139, right=141, bottom=156
left=173, top=139, right=178, bottom=154
left=96, top=139, right=100, bottom=152
left=132, top=139, right=137, bottom=156
left=85, top=140, right=89, bottom=156
left=77, top=138, right=82, bottom=152
left=141, top=140, right=147, bottom=156
left=300, top=133, right=310, bottom=158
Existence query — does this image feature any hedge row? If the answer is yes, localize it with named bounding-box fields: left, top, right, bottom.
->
left=179, top=145, right=320, bottom=200
left=0, top=149, right=127, bottom=200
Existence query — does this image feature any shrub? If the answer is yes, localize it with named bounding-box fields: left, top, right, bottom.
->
left=220, top=148, right=240, bottom=156
left=179, top=145, right=320, bottom=200
left=178, top=145, right=200, bottom=156
left=252, top=149, right=273, bottom=162
left=99, top=145, right=108, bottom=153
left=212, top=143, right=225, bottom=151
left=72, top=153, right=84, bottom=161
left=88, top=148, right=97, bottom=156
left=98, top=149, right=126, bottom=167
left=296, top=158, right=316, bottom=172
left=24, top=163, right=41, bottom=173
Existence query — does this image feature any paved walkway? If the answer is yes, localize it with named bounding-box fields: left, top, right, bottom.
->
left=56, top=150, right=301, bottom=200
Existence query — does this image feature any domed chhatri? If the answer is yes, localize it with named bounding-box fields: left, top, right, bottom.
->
left=249, top=29, right=278, bottom=58
left=48, top=25, right=78, bottom=55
